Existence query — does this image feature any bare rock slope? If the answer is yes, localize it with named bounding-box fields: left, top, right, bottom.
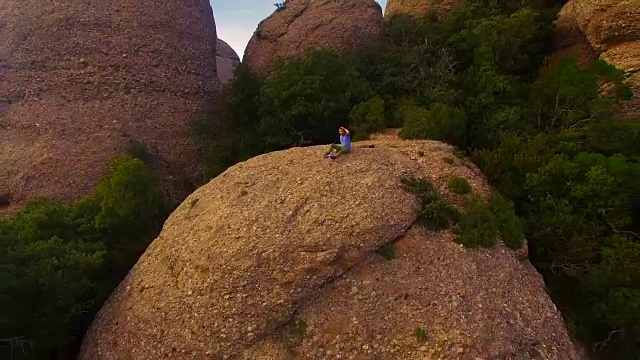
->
left=243, top=0, right=383, bottom=77
left=551, top=2, right=599, bottom=68
left=385, top=0, right=458, bottom=17
left=216, top=38, right=240, bottom=85
left=553, top=0, right=640, bottom=119
left=79, top=132, right=582, bottom=359
left=0, top=0, right=219, bottom=211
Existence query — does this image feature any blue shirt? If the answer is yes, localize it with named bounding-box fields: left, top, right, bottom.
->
left=340, top=134, right=351, bottom=149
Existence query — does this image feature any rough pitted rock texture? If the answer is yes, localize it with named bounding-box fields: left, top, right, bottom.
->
left=243, top=0, right=383, bottom=77
left=216, top=38, right=240, bottom=85
left=385, top=0, right=459, bottom=17
left=79, top=131, right=581, bottom=359
left=551, top=3, right=599, bottom=68
left=553, top=0, right=640, bottom=119
left=0, top=0, right=219, bottom=212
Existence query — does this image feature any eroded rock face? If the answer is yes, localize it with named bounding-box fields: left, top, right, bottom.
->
left=0, top=0, right=219, bottom=211
left=79, top=132, right=581, bottom=359
left=551, top=2, right=600, bottom=68
left=216, top=38, right=240, bottom=85
left=243, top=224, right=582, bottom=359
left=243, top=0, right=384, bottom=77
left=570, top=0, right=640, bottom=54
left=385, top=0, right=458, bottom=17
left=553, top=0, right=640, bottom=119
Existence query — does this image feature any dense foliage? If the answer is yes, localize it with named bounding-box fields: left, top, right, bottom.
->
left=194, top=52, right=374, bottom=179
left=200, top=0, right=638, bottom=357
left=260, top=51, right=374, bottom=148
left=381, top=1, right=638, bottom=357
left=1, top=155, right=168, bottom=359
left=401, top=176, right=523, bottom=249
left=5, top=0, right=638, bottom=358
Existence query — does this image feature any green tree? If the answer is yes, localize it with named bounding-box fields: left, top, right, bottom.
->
left=379, top=4, right=639, bottom=354
left=348, top=96, right=386, bottom=140
left=530, top=58, right=623, bottom=131
left=192, top=63, right=265, bottom=180
left=259, top=49, right=374, bottom=149
left=1, top=201, right=106, bottom=359
left=1, top=156, right=168, bottom=359
left=454, top=195, right=499, bottom=248
left=73, top=156, right=166, bottom=273
left=399, top=102, right=467, bottom=145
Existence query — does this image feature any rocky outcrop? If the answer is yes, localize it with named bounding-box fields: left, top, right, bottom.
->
left=0, top=0, right=219, bottom=211
left=385, top=0, right=458, bottom=17
left=79, top=132, right=581, bottom=359
left=553, top=0, right=640, bottom=119
left=551, top=3, right=600, bottom=68
left=243, top=0, right=384, bottom=77
left=216, top=38, right=240, bottom=85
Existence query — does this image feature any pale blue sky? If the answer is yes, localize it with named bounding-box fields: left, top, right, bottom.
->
left=211, top=0, right=388, bottom=59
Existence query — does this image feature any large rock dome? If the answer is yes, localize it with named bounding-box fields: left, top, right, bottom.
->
left=79, top=132, right=582, bottom=359
left=0, top=0, right=220, bottom=211
left=243, top=0, right=384, bottom=77
left=385, top=0, right=459, bottom=17
left=216, top=38, right=240, bottom=85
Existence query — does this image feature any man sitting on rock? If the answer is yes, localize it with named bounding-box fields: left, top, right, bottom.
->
left=324, top=126, right=351, bottom=160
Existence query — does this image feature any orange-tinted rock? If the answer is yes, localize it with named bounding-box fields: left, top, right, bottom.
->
left=550, top=2, right=599, bottom=68
left=570, top=0, right=640, bottom=53
left=385, top=0, right=458, bottom=17
left=216, top=38, right=240, bottom=85
left=551, top=0, right=640, bottom=119
left=243, top=0, right=383, bottom=77
left=0, top=0, right=219, bottom=211
left=79, top=134, right=581, bottom=359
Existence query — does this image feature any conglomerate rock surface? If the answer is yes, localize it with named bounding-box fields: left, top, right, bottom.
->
left=0, top=0, right=220, bottom=212
left=79, top=132, right=582, bottom=360
left=216, top=38, right=240, bottom=85
left=553, top=0, right=640, bottom=119
left=385, top=0, right=459, bottom=17
left=243, top=0, right=384, bottom=77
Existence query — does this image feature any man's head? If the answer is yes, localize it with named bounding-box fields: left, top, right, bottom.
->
left=339, top=127, right=347, bottom=135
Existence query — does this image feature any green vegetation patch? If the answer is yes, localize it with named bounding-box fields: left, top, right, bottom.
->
left=399, top=103, right=467, bottom=145
left=453, top=195, right=499, bottom=248
left=488, top=193, right=524, bottom=249
left=283, top=318, right=308, bottom=349
left=349, top=96, right=386, bottom=140
left=1, top=155, right=168, bottom=358
left=400, top=177, right=461, bottom=231
left=414, top=327, right=429, bottom=342
left=442, top=157, right=455, bottom=164
left=447, top=176, right=472, bottom=195
left=401, top=177, right=524, bottom=250
left=377, top=242, right=397, bottom=260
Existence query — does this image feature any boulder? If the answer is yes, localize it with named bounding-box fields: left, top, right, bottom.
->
left=552, top=0, right=640, bottom=119
left=216, top=38, right=240, bottom=85
left=0, top=0, right=219, bottom=212
left=385, top=0, right=459, bottom=17
left=79, top=132, right=582, bottom=359
left=570, top=0, right=640, bottom=54
left=551, top=2, right=599, bottom=68
left=243, top=0, right=383, bottom=77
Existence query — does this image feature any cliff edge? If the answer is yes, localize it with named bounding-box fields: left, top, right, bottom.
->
left=79, top=132, right=582, bottom=359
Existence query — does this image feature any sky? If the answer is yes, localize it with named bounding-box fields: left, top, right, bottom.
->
left=210, top=0, right=388, bottom=60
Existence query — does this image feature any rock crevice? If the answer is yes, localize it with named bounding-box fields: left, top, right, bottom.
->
left=80, top=132, right=582, bottom=359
